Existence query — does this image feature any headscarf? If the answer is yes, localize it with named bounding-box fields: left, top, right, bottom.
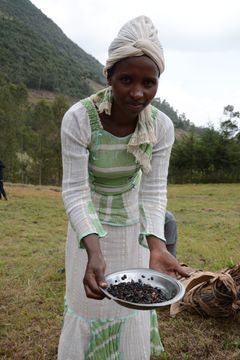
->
left=91, top=16, right=165, bottom=174
left=103, top=15, right=165, bottom=76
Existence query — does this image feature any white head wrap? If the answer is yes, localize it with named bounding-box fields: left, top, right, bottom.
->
left=103, top=15, right=165, bottom=77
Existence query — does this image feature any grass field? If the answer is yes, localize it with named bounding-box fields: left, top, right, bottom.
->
left=0, top=183, right=240, bottom=360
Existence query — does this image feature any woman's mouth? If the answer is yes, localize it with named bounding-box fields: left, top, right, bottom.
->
left=126, top=102, right=145, bottom=111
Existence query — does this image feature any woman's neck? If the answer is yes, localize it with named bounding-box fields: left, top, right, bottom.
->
left=99, top=112, right=137, bottom=137
left=99, top=103, right=138, bottom=137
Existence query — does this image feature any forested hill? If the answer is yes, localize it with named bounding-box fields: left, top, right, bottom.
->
left=0, top=0, right=195, bottom=131
left=0, top=0, right=106, bottom=98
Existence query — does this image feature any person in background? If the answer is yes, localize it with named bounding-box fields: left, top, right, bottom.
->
left=165, top=210, right=177, bottom=257
left=0, top=160, right=7, bottom=200
left=58, top=15, right=188, bottom=360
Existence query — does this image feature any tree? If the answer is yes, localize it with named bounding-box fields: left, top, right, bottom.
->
left=51, top=95, right=69, bottom=185
left=222, top=105, right=240, bottom=139
left=28, top=100, right=55, bottom=185
left=169, top=131, right=197, bottom=183
left=0, top=74, right=28, bottom=181
left=152, top=98, right=194, bottom=130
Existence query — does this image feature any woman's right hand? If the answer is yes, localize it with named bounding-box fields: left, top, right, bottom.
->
left=82, top=234, right=108, bottom=299
left=83, top=252, right=107, bottom=299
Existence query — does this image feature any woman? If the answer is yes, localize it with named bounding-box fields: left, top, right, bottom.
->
left=58, top=15, right=188, bottom=360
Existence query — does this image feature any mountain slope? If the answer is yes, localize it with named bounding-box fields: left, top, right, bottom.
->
left=0, top=0, right=200, bottom=131
left=0, top=0, right=105, bottom=97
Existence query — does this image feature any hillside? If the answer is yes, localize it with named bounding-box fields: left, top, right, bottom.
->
left=0, top=0, right=200, bottom=132
left=0, top=0, right=106, bottom=98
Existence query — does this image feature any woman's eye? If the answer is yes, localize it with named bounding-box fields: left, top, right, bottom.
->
left=144, top=79, right=156, bottom=87
left=120, top=76, right=131, bottom=84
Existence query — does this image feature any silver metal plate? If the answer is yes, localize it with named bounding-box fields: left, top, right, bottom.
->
left=100, top=268, right=185, bottom=310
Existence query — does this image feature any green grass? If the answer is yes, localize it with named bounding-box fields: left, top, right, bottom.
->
left=0, top=183, right=240, bottom=360
left=168, top=184, right=240, bottom=271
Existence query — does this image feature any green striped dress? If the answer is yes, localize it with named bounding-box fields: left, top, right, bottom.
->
left=58, top=96, right=174, bottom=359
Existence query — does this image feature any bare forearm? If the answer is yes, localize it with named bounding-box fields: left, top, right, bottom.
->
left=82, top=233, right=107, bottom=299
left=82, top=234, right=103, bottom=257
left=146, top=235, right=167, bottom=253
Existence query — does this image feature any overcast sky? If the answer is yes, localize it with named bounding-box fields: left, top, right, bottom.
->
left=30, top=0, right=240, bottom=128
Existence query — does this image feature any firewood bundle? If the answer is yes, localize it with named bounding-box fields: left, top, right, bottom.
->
left=171, top=264, right=240, bottom=318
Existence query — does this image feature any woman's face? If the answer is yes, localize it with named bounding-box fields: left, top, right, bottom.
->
left=108, top=55, right=159, bottom=118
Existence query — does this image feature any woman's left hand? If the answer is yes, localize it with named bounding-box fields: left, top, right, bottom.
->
left=149, top=248, right=189, bottom=278
left=147, top=235, right=189, bottom=278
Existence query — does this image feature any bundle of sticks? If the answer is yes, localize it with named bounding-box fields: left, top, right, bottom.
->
left=171, top=263, right=240, bottom=318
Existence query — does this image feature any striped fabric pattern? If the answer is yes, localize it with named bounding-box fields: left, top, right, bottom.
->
left=85, top=318, right=124, bottom=360
left=81, top=97, right=141, bottom=226
left=150, top=310, right=165, bottom=355
left=63, top=305, right=164, bottom=359
left=84, top=312, right=164, bottom=359
left=80, top=97, right=156, bottom=228
left=61, top=97, right=174, bottom=245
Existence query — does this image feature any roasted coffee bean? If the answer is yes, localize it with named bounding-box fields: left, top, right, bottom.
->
left=107, top=280, right=171, bottom=304
left=121, top=274, right=127, bottom=281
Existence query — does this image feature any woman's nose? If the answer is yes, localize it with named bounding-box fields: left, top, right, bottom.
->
left=129, top=86, right=144, bottom=100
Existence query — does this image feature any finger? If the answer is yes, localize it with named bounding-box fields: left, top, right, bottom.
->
left=176, top=264, right=190, bottom=278
left=84, top=284, right=105, bottom=300
left=96, top=277, right=108, bottom=288
left=95, top=273, right=108, bottom=288
left=83, top=273, right=104, bottom=296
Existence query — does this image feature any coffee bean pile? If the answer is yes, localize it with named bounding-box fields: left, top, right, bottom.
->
left=107, top=279, right=171, bottom=304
